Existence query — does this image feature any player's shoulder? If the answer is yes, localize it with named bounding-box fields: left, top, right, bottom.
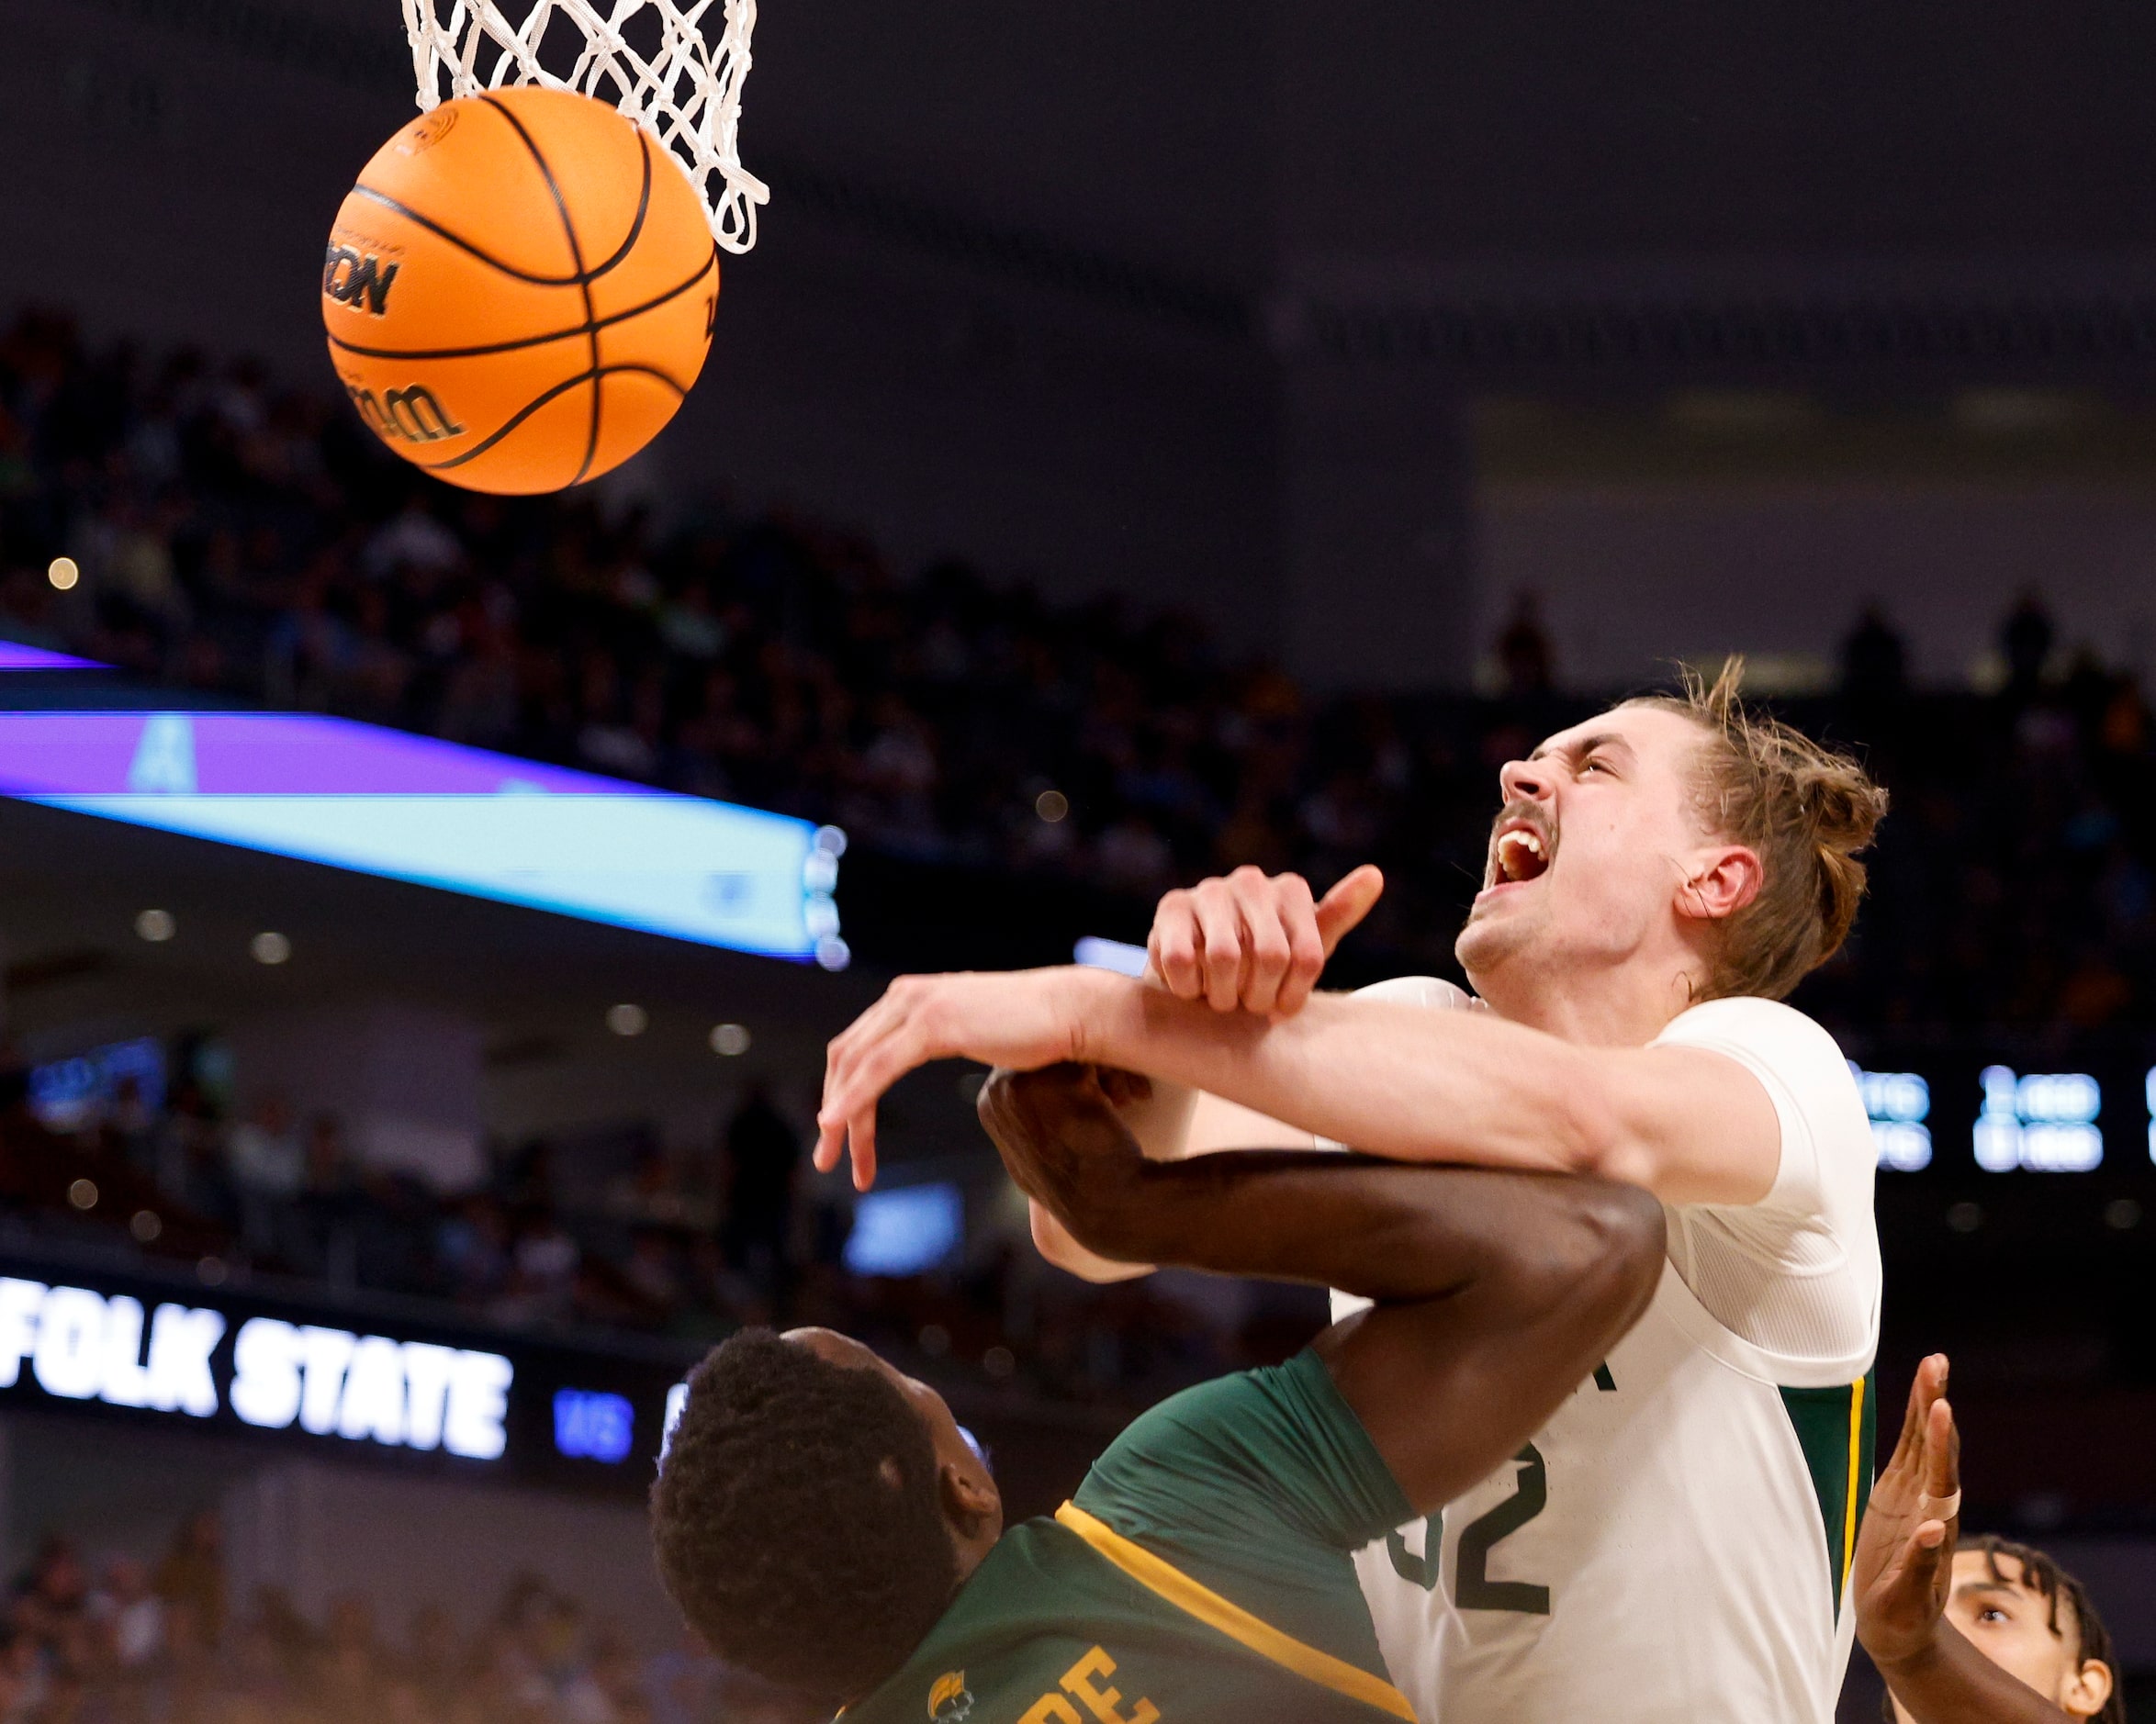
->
left=1656, top=994, right=1843, bottom=1060
left=1348, top=974, right=1481, bottom=1012
left=1090, top=1353, right=1321, bottom=1480
left=1656, top=997, right=1864, bottom=1118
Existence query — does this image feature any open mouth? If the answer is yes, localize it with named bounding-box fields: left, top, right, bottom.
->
left=1491, top=824, right=1551, bottom=886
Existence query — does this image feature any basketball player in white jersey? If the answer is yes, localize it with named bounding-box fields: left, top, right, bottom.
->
left=813, top=661, right=1890, bottom=1723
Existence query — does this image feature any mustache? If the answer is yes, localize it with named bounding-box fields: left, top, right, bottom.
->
left=1488, top=801, right=1555, bottom=852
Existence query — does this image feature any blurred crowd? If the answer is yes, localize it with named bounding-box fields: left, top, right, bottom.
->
left=1, top=1514, right=807, bottom=1724
left=5, top=308, right=2156, bottom=1026
left=6, top=1069, right=822, bottom=1341
left=0, top=1057, right=1296, bottom=1413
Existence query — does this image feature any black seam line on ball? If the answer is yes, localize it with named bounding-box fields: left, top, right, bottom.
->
left=580, top=129, right=655, bottom=280
left=419, top=364, right=690, bottom=474
left=347, top=186, right=585, bottom=286
left=325, top=251, right=714, bottom=361
left=347, top=111, right=657, bottom=289
left=477, top=94, right=603, bottom=485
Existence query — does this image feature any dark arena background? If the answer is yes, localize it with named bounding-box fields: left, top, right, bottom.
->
left=0, top=3, right=2152, bottom=1719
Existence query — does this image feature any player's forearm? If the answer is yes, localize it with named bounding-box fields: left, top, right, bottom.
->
left=1873, top=1624, right=2079, bottom=1724
left=1078, top=979, right=1609, bottom=1178
left=1065, top=1147, right=1656, bottom=1310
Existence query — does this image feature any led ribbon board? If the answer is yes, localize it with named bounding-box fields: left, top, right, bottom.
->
left=0, top=1257, right=694, bottom=1498
left=0, top=644, right=102, bottom=671
left=0, top=712, right=842, bottom=962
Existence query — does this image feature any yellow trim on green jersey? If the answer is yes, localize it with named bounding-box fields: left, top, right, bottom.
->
left=1842, top=1379, right=1864, bottom=1593
left=1053, top=1503, right=1416, bottom=1720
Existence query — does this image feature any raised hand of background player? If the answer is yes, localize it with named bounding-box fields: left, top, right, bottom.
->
left=1854, top=1353, right=1961, bottom=1669
left=815, top=967, right=1106, bottom=1192
left=1148, top=863, right=1385, bottom=1015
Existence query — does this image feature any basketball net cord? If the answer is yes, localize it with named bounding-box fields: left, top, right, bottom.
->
left=402, top=0, right=769, bottom=253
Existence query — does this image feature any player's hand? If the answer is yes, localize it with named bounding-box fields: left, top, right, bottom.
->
left=815, top=968, right=1106, bottom=1192
left=977, top=1065, right=1149, bottom=1240
left=1854, top=1354, right=1961, bottom=1670
left=1148, top=864, right=1385, bottom=1015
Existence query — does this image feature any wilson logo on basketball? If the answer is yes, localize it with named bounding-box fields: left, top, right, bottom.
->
left=397, top=107, right=458, bottom=155
left=322, top=246, right=400, bottom=317
left=342, top=382, right=464, bottom=445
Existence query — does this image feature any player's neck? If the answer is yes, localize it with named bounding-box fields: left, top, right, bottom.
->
left=1476, top=957, right=1701, bottom=1046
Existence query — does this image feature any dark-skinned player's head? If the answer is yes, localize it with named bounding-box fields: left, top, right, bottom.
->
left=650, top=1327, right=1003, bottom=1706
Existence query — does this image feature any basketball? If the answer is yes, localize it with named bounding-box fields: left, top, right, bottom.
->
left=321, top=86, right=719, bottom=495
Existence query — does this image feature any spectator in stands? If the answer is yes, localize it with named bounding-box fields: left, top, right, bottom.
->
left=499, top=1208, right=581, bottom=1326
left=2002, top=588, right=2057, bottom=699
left=403, top=1602, right=464, bottom=1717
left=152, top=1512, right=224, bottom=1651
left=151, top=1080, right=231, bottom=1227
left=226, top=1093, right=303, bottom=1259
left=12, top=1537, right=90, bottom=1661
left=718, top=1086, right=802, bottom=1309
left=317, top=1595, right=385, bottom=1724
left=1495, top=589, right=1556, bottom=698
left=291, top=1112, right=362, bottom=1284
left=436, top=1194, right=513, bottom=1308
left=87, top=1558, right=163, bottom=1674
left=104, top=1075, right=158, bottom=1183
left=0, top=1625, right=50, bottom=1722
left=1843, top=601, right=1910, bottom=707
left=620, top=1226, right=688, bottom=1324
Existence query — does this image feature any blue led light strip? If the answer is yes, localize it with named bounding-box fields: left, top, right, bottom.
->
left=0, top=711, right=845, bottom=965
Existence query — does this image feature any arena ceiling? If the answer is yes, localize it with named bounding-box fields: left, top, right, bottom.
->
left=58, top=0, right=2156, bottom=299
left=752, top=0, right=2156, bottom=283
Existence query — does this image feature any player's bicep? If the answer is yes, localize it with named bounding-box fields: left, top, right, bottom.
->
left=1600, top=1045, right=1780, bottom=1206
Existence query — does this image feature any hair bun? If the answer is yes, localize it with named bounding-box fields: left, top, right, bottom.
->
left=1625, top=657, right=1890, bottom=1000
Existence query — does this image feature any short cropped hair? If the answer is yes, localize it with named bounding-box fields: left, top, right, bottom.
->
left=649, top=1331, right=959, bottom=1704
left=1967, top=1534, right=2125, bottom=1724
left=1625, top=657, right=1889, bottom=1002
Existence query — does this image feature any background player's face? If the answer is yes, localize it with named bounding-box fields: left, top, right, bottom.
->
left=1885, top=1550, right=2115, bottom=1721
left=1455, top=704, right=1719, bottom=1006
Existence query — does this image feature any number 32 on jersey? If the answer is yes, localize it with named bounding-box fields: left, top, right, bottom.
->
left=1386, top=1362, right=1616, bottom=1615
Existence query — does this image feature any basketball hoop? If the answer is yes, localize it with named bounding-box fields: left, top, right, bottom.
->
left=401, top=0, right=768, bottom=254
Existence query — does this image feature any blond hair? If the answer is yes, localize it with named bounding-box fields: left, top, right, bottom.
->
left=1624, top=659, right=1889, bottom=1002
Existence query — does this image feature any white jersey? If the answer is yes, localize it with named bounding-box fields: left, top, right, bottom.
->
left=1331, top=984, right=1881, bottom=1724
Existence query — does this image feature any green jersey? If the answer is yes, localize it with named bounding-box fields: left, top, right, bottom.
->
left=847, top=1350, right=1416, bottom=1724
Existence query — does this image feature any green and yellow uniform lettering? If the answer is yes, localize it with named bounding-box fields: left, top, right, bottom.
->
left=847, top=1353, right=1415, bottom=1724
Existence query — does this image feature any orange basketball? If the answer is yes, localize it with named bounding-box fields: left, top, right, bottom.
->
left=321, top=87, right=719, bottom=495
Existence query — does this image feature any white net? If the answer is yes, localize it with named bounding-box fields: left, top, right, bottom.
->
left=402, top=0, right=768, bottom=253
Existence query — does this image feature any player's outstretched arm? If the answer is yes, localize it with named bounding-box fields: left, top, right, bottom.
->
left=817, top=962, right=1778, bottom=1206
left=1855, top=1361, right=2083, bottom=1724
left=981, top=1064, right=1665, bottom=1512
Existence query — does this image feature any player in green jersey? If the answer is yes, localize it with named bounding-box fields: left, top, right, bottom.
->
left=651, top=1063, right=1665, bottom=1719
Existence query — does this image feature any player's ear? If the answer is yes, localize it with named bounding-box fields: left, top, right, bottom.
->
left=1677, top=845, right=1762, bottom=924
left=939, top=1460, right=1000, bottom=1538
left=2061, top=1658, right=2113, bottom=1719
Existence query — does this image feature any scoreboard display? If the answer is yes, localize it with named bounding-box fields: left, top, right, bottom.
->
left=1850, top=1056, right=2152, bottom=1175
